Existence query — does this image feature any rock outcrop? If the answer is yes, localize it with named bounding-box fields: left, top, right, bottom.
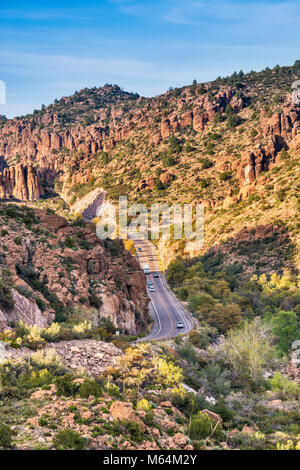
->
left=0, top=205, right=150, bottom=334
left=0, top=289, right=53, bottom=331
left=0, top=163, right=43, bottom=200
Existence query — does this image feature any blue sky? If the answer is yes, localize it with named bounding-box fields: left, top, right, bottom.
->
left=1, top=0, right=300, bottom=118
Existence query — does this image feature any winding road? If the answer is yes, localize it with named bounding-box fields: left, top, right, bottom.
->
left=133, top=238, right=194, bottom=340
left=80, top=190, right=194, bottom=341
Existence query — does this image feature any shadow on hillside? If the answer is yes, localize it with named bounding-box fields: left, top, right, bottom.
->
left=201, top=223, right=297, bottom=278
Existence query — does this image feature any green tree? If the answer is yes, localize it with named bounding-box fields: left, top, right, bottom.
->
left=0, top=423, right=13, bottom=449
left=53, top=429, right=88, bottom=450
left=272, top=310, right=299, bottom=355
left=166, top=259, right=187, bottom=287
left=222, top=319, right=276, bottom=384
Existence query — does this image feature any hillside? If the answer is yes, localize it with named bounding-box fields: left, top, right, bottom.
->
left=0, top=62, right=300, bottom=452
left=0, top=203, right=150, bottom=335
left=0, top=62, right=299, bottom=277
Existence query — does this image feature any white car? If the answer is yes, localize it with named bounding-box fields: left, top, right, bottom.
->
left=149, top=286, right=155, bottom=292
left=177, top=322, right=184, bottom=329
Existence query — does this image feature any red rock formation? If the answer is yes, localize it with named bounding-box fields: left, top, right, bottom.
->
left=261, top=106, right=300, bottom=138
left=138, top=176, right=156, bottom=191
left=0, top=163, right=43, bottom=200
left=160, top=171, right=174, bottom=185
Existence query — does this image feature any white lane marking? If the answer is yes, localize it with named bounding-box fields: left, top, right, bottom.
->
left=158, top=269, right=193, bottom=328
left=147, top=241, right=194, bottom=334
left=134, top=238, right=194, bottom=339
left=147, top=296, right=162, bottom=340
left=135, top=244, right=163, bottom=340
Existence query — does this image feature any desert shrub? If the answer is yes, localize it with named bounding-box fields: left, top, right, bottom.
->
left=189, top=412, right=222, bottom=439
left=123, top=239, right=136, bottom=256
left=272, top=310, right=299, bottom=355
left=219, top=171, right=232, bottom=181
left=15, top=284, right=33, bottom=299
left=136, top=398, right=152, bottom=412
left=0, top=284, right=15, bottom=311
left=71, top=320, right=93, bottom=339
left=30, top=349, right=62, bottom=369
left=78, top=379, right=102, bottom=398
left=200, top=158, right=213, bottom=170
left=278, top=148, right=290, bottom=160
left=270, top=372, right=300, bottom=399
left=88, top=294, right=102, bottom=309
left=177, top=343, right=197, bottom=364
left=168, top=136, right=182, bottom=153
left=221, top=319, right=277, bottom=385
left=226, top=114, right=242, bottom=129
left=176, top=287, right=189, bottom=301
left=0, top=423, right=13, bottom=449
left=166, top=259, right=188, bottom=287
left=170, top=386, right=209, bottom=417
left=14, top=237, right=22, bottom=246
left=144, top=411, right=155, bottom=426
left=199, top=364, right=231, bottom=396
left=53, top=429, right=88, bottom=450
left=35, top=296, right=47, bottom=311
left=213, top=400, right=235, bottom=422
left=201, top=302, right=242, bottom=333
left=105, top=239, right=120, bottom=256
left=41, top=322, right=61, bottom=342
left=20, top=324, right=46, bottom=350
left=55, top=374, right=77, bottom=397
left=188, top=328, right=216, bottom=348
left=121, top=419, right=143, bottom=442
left=162, top=154, right=176, bottom=167
left=188, top=292, right=214, bottom=312
left=154, top=357, right=183, bottom=386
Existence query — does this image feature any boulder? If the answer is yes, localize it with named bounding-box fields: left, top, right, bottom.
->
left=110, top=401, right=146, bottom=431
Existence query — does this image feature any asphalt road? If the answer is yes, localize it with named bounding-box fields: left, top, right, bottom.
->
left=133, top=238, right=194, bottom=340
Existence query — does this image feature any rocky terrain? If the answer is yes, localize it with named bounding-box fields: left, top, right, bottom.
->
left=4, top=339, right=122, bottom=375
left=0, top=203, right=150, bottom=334
left=0, top=61, right=299, bottom=451
left=0, top=63, right=299, bottom=274
left=0, top=163, right=43, bottom=200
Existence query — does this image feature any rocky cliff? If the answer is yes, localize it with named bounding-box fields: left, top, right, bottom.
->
left=0, top=163, right=43, bottom=200
left=0, top=203, right=150, bottom=333
left=0, top=63, right=299, bottom=273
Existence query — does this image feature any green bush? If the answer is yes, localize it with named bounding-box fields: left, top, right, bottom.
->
left=226, top=114, right=242, bottom=129
left=121, top=419, right=143, bottom=442
left=176, top=287, right=189, bottom=301
left=270, top=372, right=300, bottom=399
left=55, top=374, right=77, bottom=397
left=171, top=389, right=208, bottom=417
left=200, top=158, right=213, bottom=170
left=53, top=429, right=88, bottom=450
left=272, top=310, right=299, bottom=355
left=0, top=284, right=15, bottom=311
left=35, top=296, right=47, bottom=311
left=178, top=343, right=197, bottom=363
left=213, top=400, right=234, bottom=422
left=0, top=423, right=13, bottom=448
left=78, top=379, right=102, bottom=398
left=89, top=294, right=102, bottom=309
left=189, top=412, right=222, bottom=439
